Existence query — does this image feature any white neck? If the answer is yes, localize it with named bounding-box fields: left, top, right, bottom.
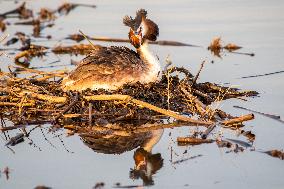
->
left=138, top=43, right=161, bottom=83
left=142, top=129, right=164, bottom=152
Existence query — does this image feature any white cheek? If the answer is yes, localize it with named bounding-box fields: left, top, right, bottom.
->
left=141, top=21, right=148, bottom=36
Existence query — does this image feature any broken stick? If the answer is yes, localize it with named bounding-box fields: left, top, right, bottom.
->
left=84, top=94, right=213, bottom=126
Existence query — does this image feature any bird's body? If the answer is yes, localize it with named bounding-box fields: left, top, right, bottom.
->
left=61, top=9, right=160, bottom=91
left=62, top=44, right=160, bottom=91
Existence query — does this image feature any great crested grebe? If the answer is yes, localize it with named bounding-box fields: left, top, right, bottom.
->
left=61, top=9, right=161, bottom=91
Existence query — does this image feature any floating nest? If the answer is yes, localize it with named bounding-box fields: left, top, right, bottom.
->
left=0, top=0, right=258, bottom=131
left=0, top=65, right=258, bottom=132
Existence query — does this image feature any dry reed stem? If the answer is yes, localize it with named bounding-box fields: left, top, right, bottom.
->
left=20, top=92, right=67, bottom=103
left=180, top=86, right=207, bottom=116
left=18, top=94, right=27, bottom=115
left=177, top=137, right=214, bottom=144
left=64, top=121, right=208, bottom=137
left=63, top=114, right=82, bottom=118
left=84, top=94, right=213, bottom=126
left=79, top=30, right=97, bottom=50
left=0, top=102, right=34, bottom=107
left=221, top=113, right=254, bottom=126
left=10, top=66, right=66, bottom=77
left=201, top=124, right=216, bottom=139
left=192, top=61, right=205, bottom=86
left=0, top=126, right=23, bottom=132
left=14, top=49, right=44, bottom=62
left=166, top=67, right=172, bottom=110
left=133, top=121, right=200, bottom=132
left=64, top=125, right=131, bottom=137
left=88, top=36, right=199, bottom=47
left=36, top=75, right=59, bottom=81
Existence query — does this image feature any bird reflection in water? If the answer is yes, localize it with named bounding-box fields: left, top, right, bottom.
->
left=79, top=122, right=164, bottom=186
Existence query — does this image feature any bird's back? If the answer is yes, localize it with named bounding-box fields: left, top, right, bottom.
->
left=61, top=46, right=148, bottom=91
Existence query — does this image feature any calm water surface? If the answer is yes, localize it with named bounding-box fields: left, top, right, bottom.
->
left=0, top=0, right=284, bottom=188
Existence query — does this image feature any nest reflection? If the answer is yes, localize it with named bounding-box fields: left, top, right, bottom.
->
left=78, top=122, right=164, bottom=186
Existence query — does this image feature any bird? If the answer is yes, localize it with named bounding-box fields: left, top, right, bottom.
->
left=61, top=9, right=161, bottom=91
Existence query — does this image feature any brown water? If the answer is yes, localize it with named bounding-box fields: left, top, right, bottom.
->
left=1, top=0, right=284, bottom=188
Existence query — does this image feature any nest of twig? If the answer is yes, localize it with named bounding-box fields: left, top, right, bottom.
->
left=0, top=65, right=258, bottom=130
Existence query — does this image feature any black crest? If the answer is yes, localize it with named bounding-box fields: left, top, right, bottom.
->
left=123, top=9, right=159, bottom=42
left=123, top=9, right=147, bottom=30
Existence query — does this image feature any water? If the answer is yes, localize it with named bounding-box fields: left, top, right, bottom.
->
left=0, top=0, right=284, bottom=188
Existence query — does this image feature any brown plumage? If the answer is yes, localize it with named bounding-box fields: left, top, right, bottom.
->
left=79, top=123, right=163, bottom=154
left=61, top=9, right=160, bottom=91
left=61, top=46, right=150, bottom=91
left=80, top=130, right=153, bottom=154
left=142, top=18, right=159, bottom=42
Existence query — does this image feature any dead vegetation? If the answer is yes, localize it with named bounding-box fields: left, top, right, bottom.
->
left=0, top=2, right=96, bottom=39
left=264, top=150, right=284, bottom=160
left=208, top=37, right=254, bottom=57
left=0, top=18, right=6, bottom=32
left=0, top=63, right=258, bottom=138
left=0, top=2, right=259, bottom=157
left=10, top=35, right=255, bottom=68
left=1, top=2, right=282, bottom=166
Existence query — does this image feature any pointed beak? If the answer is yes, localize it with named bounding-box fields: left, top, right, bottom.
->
left=130, top=34, right=142, bottom=48
left=129, top=29, right=142, bottom=48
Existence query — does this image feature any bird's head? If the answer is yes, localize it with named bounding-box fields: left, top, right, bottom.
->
left=123, top=9, right=159, bottom=49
